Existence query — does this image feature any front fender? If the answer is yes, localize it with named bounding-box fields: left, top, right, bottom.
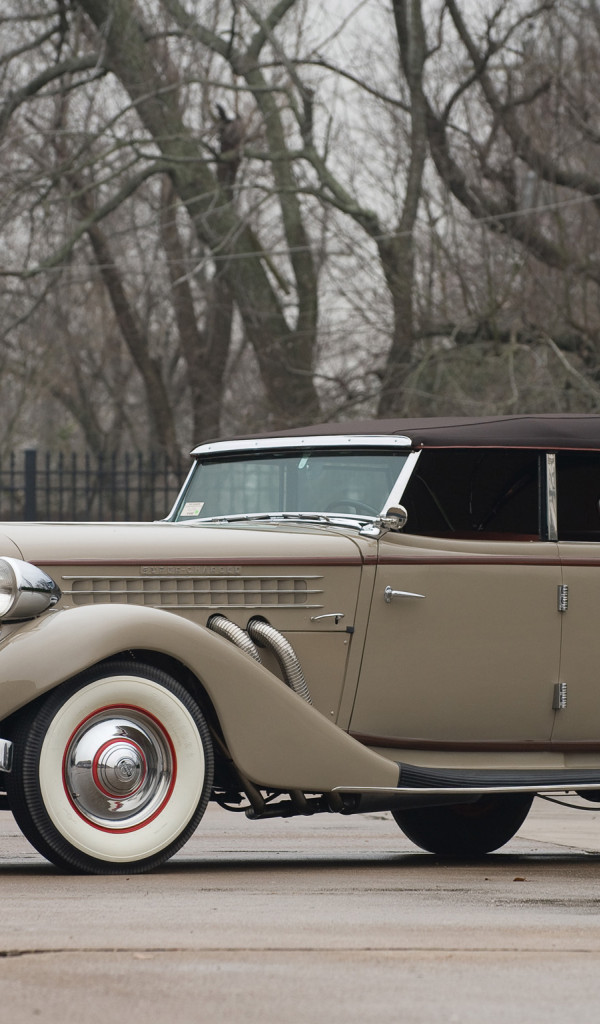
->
left=0, top=605, right=398, bottom=792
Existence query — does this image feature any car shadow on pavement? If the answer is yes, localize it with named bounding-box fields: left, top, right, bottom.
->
left=0, top=851, right=599, bottom=877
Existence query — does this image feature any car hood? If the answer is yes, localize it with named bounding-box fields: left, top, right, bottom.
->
left=0, top=520, right=367, bottom=567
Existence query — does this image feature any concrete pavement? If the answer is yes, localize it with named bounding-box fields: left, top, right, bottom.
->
left=0, top=799, right=599, bottom=1022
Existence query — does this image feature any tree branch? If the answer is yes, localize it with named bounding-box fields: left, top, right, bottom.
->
left=445, top=0, right=600, bottom=207
left=3, top=161, right=169, bottom=278
left=0, top=54, right=101, bottom=137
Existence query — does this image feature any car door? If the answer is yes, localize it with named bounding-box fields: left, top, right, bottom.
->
left=349, top=448, right=562, bottom=748
left=552, top=451, right=600, bottom=744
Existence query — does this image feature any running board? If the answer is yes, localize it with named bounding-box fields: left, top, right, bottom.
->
left=397, top=763, right=600, bottom=791
left=331, top=762, right=600, bottom=814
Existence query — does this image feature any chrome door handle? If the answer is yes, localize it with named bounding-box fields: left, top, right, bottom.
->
left=384, top=586, right=425, bottom=603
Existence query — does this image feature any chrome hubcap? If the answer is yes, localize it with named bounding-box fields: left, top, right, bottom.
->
left=63, top=710, right=174, bottom=830
left=92, top=738, right=146, bottom=798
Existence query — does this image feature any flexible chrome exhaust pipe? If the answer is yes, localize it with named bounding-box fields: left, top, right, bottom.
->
left=247, top=618, right=312, bottom=705
left=207, top=614, right=312, bottom=705
left=207, top=614, right=262, bottom=662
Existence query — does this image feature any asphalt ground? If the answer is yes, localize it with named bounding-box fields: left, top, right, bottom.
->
left=1, top=797, right=599, bottom=1022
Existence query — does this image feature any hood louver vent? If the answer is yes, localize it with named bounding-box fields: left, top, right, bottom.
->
left=64, top=573, right=323, bottom=610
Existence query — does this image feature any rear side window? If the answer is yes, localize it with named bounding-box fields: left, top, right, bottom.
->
left=556, top=452, right=600, bottom=541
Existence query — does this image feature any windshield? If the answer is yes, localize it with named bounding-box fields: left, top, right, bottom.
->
left=170, top=449, right=409, bottom=521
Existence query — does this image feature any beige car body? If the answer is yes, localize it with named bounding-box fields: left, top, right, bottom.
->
left=0, top=521, right=585, bottom=776
left=3, top=414, right=600, bottom=871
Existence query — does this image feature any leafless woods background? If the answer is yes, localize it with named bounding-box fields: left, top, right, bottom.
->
left=2, top=0, right=600, bottom=470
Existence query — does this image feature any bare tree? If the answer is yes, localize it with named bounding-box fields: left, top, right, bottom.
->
left=402, top=0, right=600, bottom=391
left=1, top=0, right=324, bottom=460
left=4, top=0, right=600, bottom=463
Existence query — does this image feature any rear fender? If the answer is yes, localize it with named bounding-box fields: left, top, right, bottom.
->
left=0, top=605, right=398, bottom=792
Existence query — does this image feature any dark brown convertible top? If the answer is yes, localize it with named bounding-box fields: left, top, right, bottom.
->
left=225, top=414, right=600, bottom=450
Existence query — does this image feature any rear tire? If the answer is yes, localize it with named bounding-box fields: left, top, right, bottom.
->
left=6, top=661, right=214, bottom=874
left=392, top=792, right=533, bottom=857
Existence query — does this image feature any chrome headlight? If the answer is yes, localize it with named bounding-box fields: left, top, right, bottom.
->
left=0, top=558, right=61, bottom=621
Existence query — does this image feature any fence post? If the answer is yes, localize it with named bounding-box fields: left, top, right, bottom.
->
left=24, top=449, right=37, bottom=521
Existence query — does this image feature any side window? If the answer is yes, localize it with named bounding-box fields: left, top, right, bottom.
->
left=402, top=449, right=541, bottom=539
left=556, top=453, right=600, bottom=541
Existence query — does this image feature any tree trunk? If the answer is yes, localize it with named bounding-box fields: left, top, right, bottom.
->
left=77, top=0, right=321, bottom=429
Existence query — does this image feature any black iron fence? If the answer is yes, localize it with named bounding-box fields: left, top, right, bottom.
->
left=0, top=450, right=183, bottom=522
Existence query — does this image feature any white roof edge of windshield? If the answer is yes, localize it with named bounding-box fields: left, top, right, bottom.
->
left=191, top=435, right=412, bottom=456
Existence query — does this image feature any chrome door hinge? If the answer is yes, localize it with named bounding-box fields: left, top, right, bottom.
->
left=553, top=682, right=567, bottom=710
left=557, top=584, right=568, bottom=613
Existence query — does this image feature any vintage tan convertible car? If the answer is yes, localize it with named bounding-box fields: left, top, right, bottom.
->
left=2, top=414, right=600, bottom=873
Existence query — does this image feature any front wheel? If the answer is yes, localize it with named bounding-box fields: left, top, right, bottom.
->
left=6, top=661, right=214, bottom=874
left=392, top=792, right=533, bottom=857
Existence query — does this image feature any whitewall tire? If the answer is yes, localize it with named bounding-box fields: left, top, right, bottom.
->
left=7, top=661, right=214, bottom=874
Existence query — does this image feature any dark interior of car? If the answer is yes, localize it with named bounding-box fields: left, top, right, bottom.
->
left=555, top=452, right=600, bottom=541
left=402, top=449, right=541, bottom=538
left=402, top=448, right=600, bottom=541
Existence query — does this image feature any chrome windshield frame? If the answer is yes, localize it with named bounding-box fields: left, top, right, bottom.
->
left=166, top=435, right=416, bottom=523
left=190, top=434, right=412, bottom=456
left=379, top=450, right=421, bottom=512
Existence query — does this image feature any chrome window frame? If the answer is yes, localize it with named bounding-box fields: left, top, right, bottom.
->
left=168, top=442, right=559, bottom=535
left=545, top=453, right=558, bottom=542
